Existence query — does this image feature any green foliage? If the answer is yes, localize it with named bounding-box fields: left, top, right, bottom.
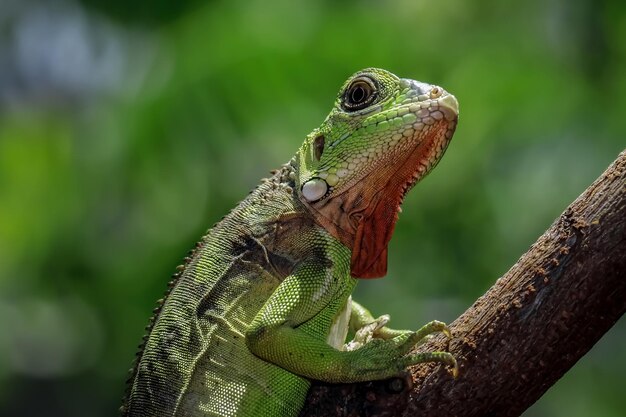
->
left=0, top=0, right=624, bottom=415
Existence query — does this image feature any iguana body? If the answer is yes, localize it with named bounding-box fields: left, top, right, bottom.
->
left=121, top=68, right=459, bottom=417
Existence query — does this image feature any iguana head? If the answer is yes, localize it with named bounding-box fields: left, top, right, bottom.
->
left=295, top=68, right=458, bottom=279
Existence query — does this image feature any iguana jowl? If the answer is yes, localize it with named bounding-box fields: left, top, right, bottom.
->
left=121, top=68, right=459, bottom=417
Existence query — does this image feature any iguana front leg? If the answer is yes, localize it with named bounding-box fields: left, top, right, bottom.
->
left=245, top=245, right=457, bottom=384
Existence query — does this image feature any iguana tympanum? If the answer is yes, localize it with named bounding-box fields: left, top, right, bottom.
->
left=121, top=68, right=459, bottom=417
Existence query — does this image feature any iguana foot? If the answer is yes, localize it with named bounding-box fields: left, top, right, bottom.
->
left=342, top=319, right=458, bottom=380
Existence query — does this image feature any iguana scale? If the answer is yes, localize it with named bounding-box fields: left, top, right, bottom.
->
left=121, top=68, right=459, bottom=417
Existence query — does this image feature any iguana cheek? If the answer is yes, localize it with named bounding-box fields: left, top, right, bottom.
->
left=302, top=178, right=328, bottom=202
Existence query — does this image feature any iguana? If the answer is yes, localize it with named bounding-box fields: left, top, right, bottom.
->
left=121, top=68, right=459, bottom=417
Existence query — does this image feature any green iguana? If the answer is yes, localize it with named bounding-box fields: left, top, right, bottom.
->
left=121, top=68, right=459, bottom=417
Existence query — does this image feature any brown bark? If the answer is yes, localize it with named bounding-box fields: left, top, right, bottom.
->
left=301, top=150, right=626, bottom=417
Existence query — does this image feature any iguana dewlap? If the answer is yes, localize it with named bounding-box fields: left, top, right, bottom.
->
left=121, top=68, right=459, bottom=417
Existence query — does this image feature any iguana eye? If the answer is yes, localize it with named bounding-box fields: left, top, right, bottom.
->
left=342, top=77, right=377, bottom=111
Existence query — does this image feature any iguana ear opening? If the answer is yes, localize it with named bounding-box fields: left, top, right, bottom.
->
left=349, top=197, right=399, bottom=279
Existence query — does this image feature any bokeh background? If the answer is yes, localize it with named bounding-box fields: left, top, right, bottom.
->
left=0, top=0, right=624, bottom=415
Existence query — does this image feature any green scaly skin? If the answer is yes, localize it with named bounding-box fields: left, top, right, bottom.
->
left=121, top=68, right=459, bottom=417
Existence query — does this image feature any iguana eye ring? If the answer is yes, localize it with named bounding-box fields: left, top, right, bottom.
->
left=342, top=77, right=377, bottom=111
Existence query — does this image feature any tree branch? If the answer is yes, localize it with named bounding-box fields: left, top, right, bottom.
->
left=301, top=150, right=626, bottom=417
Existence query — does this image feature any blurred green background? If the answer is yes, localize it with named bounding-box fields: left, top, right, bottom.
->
left=0, top=0, right=624, bottom=415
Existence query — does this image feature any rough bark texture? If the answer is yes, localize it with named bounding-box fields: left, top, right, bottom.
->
left=301, top=150, right=626, bottom=417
